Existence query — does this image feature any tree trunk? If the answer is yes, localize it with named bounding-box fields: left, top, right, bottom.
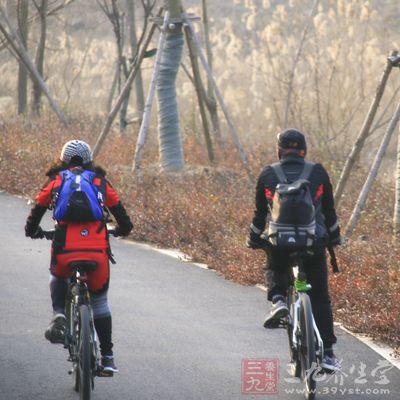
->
left=201, top=0, right=220, bottom=137
left=17, top=0, right=29, bottom=115
left=126, top=0, right=145, bottom=118
left=184, top=14, right=254, bottom=182
left=334, top=52, right=397, bottom=205
left=185, top=25, right=214, bottom=162
left=345, top=101, right=400, bottom=239
left=157, top=1, right=185, bottom=171
left=32, top=0, right=48, bottom=116
left=94, top=17, right=158, bottom=158
left=393, top=125, right=400, bottom=238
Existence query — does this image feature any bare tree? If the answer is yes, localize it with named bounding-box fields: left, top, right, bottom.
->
left=31, top=0, right=48, bottom=116
left=184, top=14, right=254, bottom=181
left=94, top=8, right=159, bottom=158
left=201, top=0, right=219, bottom=137
left=0, top=3, right=68, bottom=126
left=97, top=0, right=126, bottom=125
left=345, top=101, right=400, bottom=238
left=334, top=52, right=398, bottom=205
left=283, top=0, right=319, bottom=129
left=126, top=0, right=145, bottom=118
left=185, top=24, right=214, bottom=162
left=99, top=0, right=153, bottom=131
left=17, top=0, right=29, bottom=114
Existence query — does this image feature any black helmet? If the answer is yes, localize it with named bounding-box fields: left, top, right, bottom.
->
left=277, top=128, right=307, bottom=152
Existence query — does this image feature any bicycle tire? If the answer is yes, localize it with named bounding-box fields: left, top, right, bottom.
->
left=299, top=293, right=317, bottom=400
left=78, top=305, right=92, bottom=400
left=65, top=294, right=80, bottom=392
left=286, top=286, right=301, bottom=378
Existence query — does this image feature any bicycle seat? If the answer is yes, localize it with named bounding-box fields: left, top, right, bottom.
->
left=69, top=260, right=97, bottom=273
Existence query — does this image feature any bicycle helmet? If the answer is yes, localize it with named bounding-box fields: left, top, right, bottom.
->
left=60, top=140, right=93, bottom=165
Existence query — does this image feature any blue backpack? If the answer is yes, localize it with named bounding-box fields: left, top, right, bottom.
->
left=53, top=169, right=105, bottom=222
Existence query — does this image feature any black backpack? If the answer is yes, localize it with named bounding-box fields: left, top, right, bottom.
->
left=267, top=162, right=316, bottom=250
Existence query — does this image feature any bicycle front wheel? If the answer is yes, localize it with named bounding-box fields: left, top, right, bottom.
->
left=78, top=305, right=92, bottom=400
left=299, top=293, right=317, bottom=400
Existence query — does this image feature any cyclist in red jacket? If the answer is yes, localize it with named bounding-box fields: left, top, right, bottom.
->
left=25, top=140, right=133, bottom=375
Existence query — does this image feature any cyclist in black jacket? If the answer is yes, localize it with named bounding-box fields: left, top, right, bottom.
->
left=247, top=129, right=341, bottom=372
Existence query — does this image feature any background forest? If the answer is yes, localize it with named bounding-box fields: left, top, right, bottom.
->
left=0, top=0, right=400, bottom=354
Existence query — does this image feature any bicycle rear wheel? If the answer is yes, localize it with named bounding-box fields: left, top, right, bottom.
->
left=299, top=294, right=317, bottom=400
left=65, top=294, right=80, bottom=392
left=78, top=304, right=92, bottom=400
left=286, top=286, right=300, bottom=377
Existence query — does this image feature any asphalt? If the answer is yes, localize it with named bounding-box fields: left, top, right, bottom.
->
left=0, top=191, right=399, bottom=399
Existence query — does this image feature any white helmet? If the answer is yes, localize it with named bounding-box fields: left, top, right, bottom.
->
left=60, top=140, right=93, bottom=165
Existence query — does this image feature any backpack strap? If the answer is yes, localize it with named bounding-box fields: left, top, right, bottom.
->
left=299, top=161, right=315, bottom=181
left=272, top=161, right=315, bottom=183
left=271, top=163, right=288, bottom=183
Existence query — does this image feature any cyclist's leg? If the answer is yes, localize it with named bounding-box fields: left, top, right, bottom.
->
left=263, top=247, right=291, bottom=326
left=302, top=243, right=338, bottom=366
left=264, top=246, right=291, bottom=301
left=49, top=250, right=71, bottom=314
left=86, top=252, right=118, bottom=374
left=45, top=254, right=70, bottom=343
left=91, top=290, right=113, bottom=355
left=49, top=274, right=69, bottom=314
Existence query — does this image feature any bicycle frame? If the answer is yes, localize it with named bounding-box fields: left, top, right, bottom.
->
left=63, top=264, right=104, bottom=400
left=289, top=267, right=324, bottom=363
left=66, top=269, right=100, bottom=368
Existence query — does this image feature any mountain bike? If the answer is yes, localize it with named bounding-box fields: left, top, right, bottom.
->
left=43, top=229, right=116, bottom=400
left=257, top=244, right=324, bottom=400
left=284, top=252, right=324, bottom=400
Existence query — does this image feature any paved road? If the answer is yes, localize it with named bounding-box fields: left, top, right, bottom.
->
left=0, top=191, right=399, bottom=400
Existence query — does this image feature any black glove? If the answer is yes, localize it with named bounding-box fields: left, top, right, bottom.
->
left=109, top=203, right=133, bottom=237
left=328, top=226, right=341, bottom=247
left=246, top=231, right=267, bottom=249
left=113, top=226, right=132, bottom=237
left=25, top=204, right=47, bottom=238
left=29, top=226, right=44, bottom=239
left=25, top=222, right=39, bottom=238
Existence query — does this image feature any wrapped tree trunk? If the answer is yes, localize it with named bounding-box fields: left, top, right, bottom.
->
left=157, top=0, right=185, bottom=171
left=17, top=0, right=29, bottom=115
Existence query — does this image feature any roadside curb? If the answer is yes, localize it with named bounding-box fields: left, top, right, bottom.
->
left=336, top=324, right=400, bottom=371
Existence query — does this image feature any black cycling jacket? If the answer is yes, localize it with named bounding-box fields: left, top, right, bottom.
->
left=250, top=155, right=340, bottom=240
